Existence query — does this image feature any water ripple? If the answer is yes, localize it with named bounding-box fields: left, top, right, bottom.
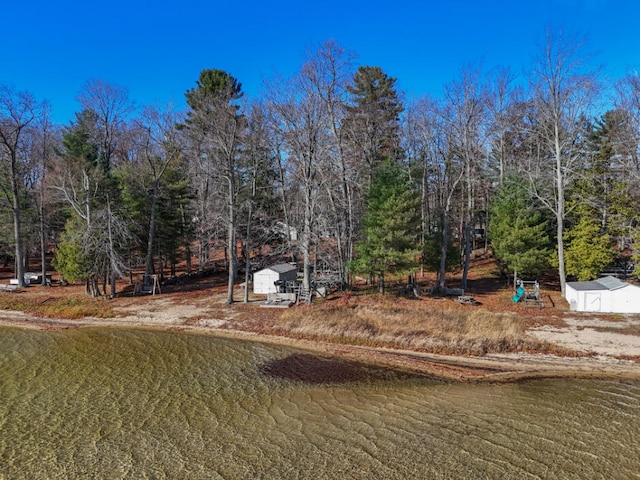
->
left=0, top=326, right=639, bottom=479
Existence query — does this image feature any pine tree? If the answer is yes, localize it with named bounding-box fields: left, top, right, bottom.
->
left=488, top=178, right=552, bottom=285
left=350, top=160, right=419, bottom=293
left=344, top=66, right=404, bottom=185
left=52, top=219, right=89, bottom=283
left=562, top=111, right=629, bottom=280
left=582, top=110, right=635, bottom=238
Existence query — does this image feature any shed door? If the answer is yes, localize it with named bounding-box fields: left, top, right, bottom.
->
left=584, top=292, right=601, bottom=312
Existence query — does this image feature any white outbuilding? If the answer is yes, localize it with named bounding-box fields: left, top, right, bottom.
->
left=253, top=263, right=298, bottom=294
left=565, top=276, right=640, bottom=313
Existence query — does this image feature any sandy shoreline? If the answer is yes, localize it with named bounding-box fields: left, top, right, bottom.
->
left=1, top=308, right=639, bottom=383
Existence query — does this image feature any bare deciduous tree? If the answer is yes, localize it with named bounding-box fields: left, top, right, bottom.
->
left=77, top=79, right=135, bottom=170
left=487, top=66, right=521, bottom=185
left=306, top=40, right=357, bottom=285
left=442, top=64, right=487, bottom=289
left=135, top=105, right=184, bottom=282
left=267, top=52, right=331, bottom=290
left=184, top=70, right=245, bottom=304
left=526, top=30, right=600, bottom=296
left=0, top=85, right=48, bottom=287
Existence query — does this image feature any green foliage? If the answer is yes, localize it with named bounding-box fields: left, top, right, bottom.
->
left=350, top=160, right=420, bottom=291
left=564, top=216, right=614, bottom=281
left=633, top=231, right=640, bottom=278
left=52, top=220, right=90, bottom=282
left=421, top=234, right=460, bottom=273
left=116, top=156, right=194, bottom=270
left=561, top=111, right=632, bottom=281
left=61, top=111, right=100, bottom=166
left=185, top=69, right=242, bottom=110
left=488, top=178, right=552, bottom=278
left=345, top=66, right=404, bottom=181
left=566, top=110, right=637, bottom=238
left=58, top=111, right=120, bottom=207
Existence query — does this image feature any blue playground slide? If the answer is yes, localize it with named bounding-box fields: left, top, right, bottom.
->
left=513, top=285, right=525, bottom=303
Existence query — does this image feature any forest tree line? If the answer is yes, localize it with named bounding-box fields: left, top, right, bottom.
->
left=2, top=31, right=640, bottom=301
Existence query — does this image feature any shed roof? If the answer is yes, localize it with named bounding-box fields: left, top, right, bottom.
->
left=260, top=263, right=297, bottom=274
left=567, top=276, right=630, bottom=292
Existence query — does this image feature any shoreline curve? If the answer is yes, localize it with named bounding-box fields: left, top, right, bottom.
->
left=0, top=311, right=639, bottom=383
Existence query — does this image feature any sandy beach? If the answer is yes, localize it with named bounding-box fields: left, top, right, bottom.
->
left=1, top=291, right=639, bottom=383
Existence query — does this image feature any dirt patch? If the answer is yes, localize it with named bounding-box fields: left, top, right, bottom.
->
left=530, top=316, right=640, bottom=356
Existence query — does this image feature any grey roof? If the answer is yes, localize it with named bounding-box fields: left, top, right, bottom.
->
left=567, top=276, right=630, bottom=292
left=567, top=281, right=605, bottom=291
left=596, top=276, right=629, bottom=290
left=265, top=263, right=297, bottom=274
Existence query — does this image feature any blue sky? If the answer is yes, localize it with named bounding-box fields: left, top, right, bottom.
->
left=3, top=0, right=640, bottom=123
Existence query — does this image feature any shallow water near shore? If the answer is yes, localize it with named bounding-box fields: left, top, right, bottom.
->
left=0, top=326, right=638, bottom=479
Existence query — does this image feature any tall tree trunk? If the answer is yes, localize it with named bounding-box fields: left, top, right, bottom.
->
left=461, top=154, right=473, bottom=290
left=302, top=183, right=313, bottom=290
left=438, top=213, right=449, bottom=293
left=276, top=150, right=295, bottom=263
left=226, top=175, right=236, bottom=304
left=462, top=222, right=471, bottom=290
left=243, top=168, right=258, bottom=303
left=420, top=155, right=429, bottom=278
left=39, top=201, right=47, bottom=286
left=107, top=199, right=117, bottom=298
left=180, top=204, right=192, bottom=274
left=110, top=271, right=117, bottom=298
left=13, top=209, right=25, bottom=287
left=11, top=176, right=25, bottom=287
left=555, top=129, right=567, bottom=297
left=145, top=180, right=159, bottom=283
left=243, top=209, right=252, bottom=304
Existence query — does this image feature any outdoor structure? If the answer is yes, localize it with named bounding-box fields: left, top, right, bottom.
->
left=565, top=276, right=640, bottom=313
left=253, top=263, right=298, bottom=295
left=513, top=280, right=543, bottom=308
left=134, top=274, right=161, bottom=295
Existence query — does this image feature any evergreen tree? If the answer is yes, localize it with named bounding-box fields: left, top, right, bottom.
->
left=185, top=69, right=242, bottom=112
left=344, top=66, right=404, bottom=185
left=562, top=111, right=630, bottom=280
left=564, top=215, right=614, bottom=281
left=421, top=234, right=460, bottom=275
left=52, top=218, right=90, bottom=282
left=488, top=178, right=552, bottom=285
left=582, top=110, right=636, bottom=237
left=117, top=154, right=192, bottom=278
left=350, top=160, right=419, bottom=293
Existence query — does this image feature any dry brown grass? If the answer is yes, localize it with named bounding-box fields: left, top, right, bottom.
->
left=0, top=253, right=576, bottom=357
left=594, top=324, right=640, bottom=336
left=0, top=292, right=115, bottom=319
left=272, top=295, right=562, bottom=356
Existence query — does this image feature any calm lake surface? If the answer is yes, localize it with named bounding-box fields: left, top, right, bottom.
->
left=0, top=326, right=638, bottom=479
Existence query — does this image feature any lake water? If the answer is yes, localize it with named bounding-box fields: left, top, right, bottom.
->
left=0, top=326, right=638, bottom=479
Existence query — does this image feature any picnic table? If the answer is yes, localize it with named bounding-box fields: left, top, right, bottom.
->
left=457, top=295, right=476, bottom=305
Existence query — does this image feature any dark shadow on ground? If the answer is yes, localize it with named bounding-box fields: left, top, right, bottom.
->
left=259, top=353, right=426, bottom=385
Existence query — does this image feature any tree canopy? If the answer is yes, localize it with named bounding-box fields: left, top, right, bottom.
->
left=4, top=32, right=640, bottom=301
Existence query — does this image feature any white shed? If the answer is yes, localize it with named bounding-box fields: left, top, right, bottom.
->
left=253, top=264, right=298, bottom=294
left=565, top=276, right=640, bottom=313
